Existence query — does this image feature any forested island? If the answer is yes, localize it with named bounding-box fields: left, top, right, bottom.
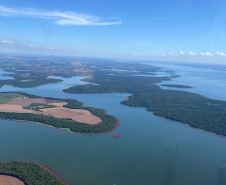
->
left=0, top=161, right=65, bottom=185
left=0, top=92, right=118, bottom=134
left=63, top=62, right=226, bottom=137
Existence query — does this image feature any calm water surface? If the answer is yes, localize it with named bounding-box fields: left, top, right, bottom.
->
left=148, top=62, right=226, bottom=101
left=0, top=63, right=226, bottom=185
left=0, top=68, right=13, bottom=80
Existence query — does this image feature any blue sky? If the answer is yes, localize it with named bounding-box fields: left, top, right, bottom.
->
left=0, top=0, right=226, bottom=63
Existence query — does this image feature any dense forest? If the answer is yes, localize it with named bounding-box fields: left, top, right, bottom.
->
left=63, top=67, right=226, bottom=137
left=0, top=161, right=65, bottom=185
left=122, top=90, right=226, bottom=136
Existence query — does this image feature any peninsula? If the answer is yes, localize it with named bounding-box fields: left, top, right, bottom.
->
left=0, top=92, right=118, bottom=134
left=63, top=61, right=226, bottom=137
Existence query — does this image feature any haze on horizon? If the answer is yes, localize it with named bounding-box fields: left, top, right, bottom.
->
left=0, top=0, right=226, bottom=64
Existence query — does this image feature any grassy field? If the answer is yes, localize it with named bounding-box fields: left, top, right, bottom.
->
left=0, top=93, right=25, bottom=104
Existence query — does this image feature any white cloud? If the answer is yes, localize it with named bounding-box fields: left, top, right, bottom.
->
left=216, top=51, right=226, bottom=56
left=0, top=40, right=13, bottom=44
left=189, top=51, right=196, bottom=55
left=28, top=44, right=35, bottom=48
left=200, top=52, right=213, bottom=56
left=179, top=51, right=184, bottom=55
left=132, top=52, right=142, bottom=56
left=28, top=44, right=55, bottom=50
left=28, top=44, right=40, bottom=48
left=167, top=49, right=177, bottom=56
left=0, top=5, right=121, bottom=26
left=43, top=46, right=55, bottom=50
left=168, top=52, right=176, bottom=56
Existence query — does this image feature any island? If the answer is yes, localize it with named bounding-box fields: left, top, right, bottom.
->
left=0, top=161, right=66, bottom=185
left=63, top=61, right=226, bottom=137
left=0, top=92, right=118, bottom=134
left=0, top=56, right=226, bottom=137
left=161, top=84, right=193, bottom=88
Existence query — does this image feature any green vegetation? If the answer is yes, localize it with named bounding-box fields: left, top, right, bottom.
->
left=63, top=72, right=170, bottom=94
left=0, top=161, right=65, bottom=185
left=161, top=84, right=193, bottom=88
left=0, top=55, right=94, bottom=88
left=0, top=78, right=62, bottom=88
left=23, top=103, right=56, bottom=111
left=63, top=68, right=226, bottom=137
left=0, top=92, right=25, bottom=104
left=0, top=108, right=118, bottom=134
left=62, top=99, right=83, bottom=109
left=122, top=90, right=226, bottom=136
left=0, top=92, right=118, bottom=134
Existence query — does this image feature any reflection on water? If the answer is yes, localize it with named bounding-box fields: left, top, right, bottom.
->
left=0, top=68, right=225, bottom=185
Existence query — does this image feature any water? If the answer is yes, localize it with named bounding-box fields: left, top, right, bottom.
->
left=147, top=62, right=226, bottom=101
left=0, top=68, right=13, bottom=80
left=0, top=63, right=226, bottom=185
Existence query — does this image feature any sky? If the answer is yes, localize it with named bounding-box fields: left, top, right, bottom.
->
left=0, top=0, right=226, bottom=63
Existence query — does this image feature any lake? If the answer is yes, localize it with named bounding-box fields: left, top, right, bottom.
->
left=0, top=62, right=226, bottom=185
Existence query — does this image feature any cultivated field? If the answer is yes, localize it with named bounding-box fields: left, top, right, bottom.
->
left=0, top=175, right=25, bottom=185
left=2, top=97, right=101, bottom=124
left=0, top=104, right=37, bottom=114
left=6, top=98, right=55, bottom=105
left=41, top=106, right=102, bottom=124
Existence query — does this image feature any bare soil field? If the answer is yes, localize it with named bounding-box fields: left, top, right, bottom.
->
left=6, top=98, right=55, bottom=106
left=0, top=175, right=25, bottom=185
left=41, top=107, right=102, bottom=124
left=0, top=104, right=37, bottom=114
left=1, top=98, right=102, bottom=124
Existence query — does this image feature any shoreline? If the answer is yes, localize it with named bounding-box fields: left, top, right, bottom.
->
left=152, top=111, right=226, bottom=139
left=121, top=103, right=226, bottom=139
left=38, top=163, right=68, bottom=185
left=72, top=119, right=120, bottom=135
left=0, top=119, right=120, bottom=184
left=0, top=117, right=120, bottom=135
left=0, top=92, right=119, bottom=135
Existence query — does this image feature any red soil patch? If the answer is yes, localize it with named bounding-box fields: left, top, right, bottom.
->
left=0, top=175, right=25, bottom=185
